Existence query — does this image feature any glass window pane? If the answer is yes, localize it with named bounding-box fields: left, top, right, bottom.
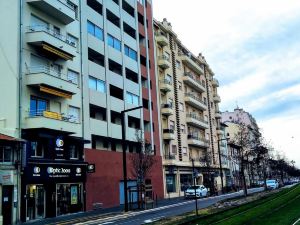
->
left=68, top=106, right=80, bottom=123
left=132, top=95, right=139, bottom=106
left=89, top=76, right=97, bottom=90
left=124, top=45, right=129, bottom=56
left=114, top=39, right=121, bottom=51
left=30, top=98, right=37, bottom=116
left=126, top=92, right=132, bottom=104
left=37, top=100, right=47, bottom=114
left=95, top=27, right=103, bottom=40
left=31, top=142, right=38, bottom=157
left=3, top=147, right=12, bottom=162
left=97, top=80, right=106, bottom=93
left=67, top=70, right=79, bottom=85
left=129, top=49, right=137, bottom=61
left=87, top=21, right=94, bottom=35
left=108, top=35, right=114, bottom=47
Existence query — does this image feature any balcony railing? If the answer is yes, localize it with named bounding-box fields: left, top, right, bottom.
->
left=184, top=72, right=205, bottom=88
left=161, top=103, right=173, bottom=109
left=187, top=134, right=209, bottom=143
left=186, top=113, right=208, bottom=124
left=160, top=79, right=172, bottom=85
left=26, top=66, right=78, bottom=85
left=29, top=110, right=78, bottom=123
left=155, top=31, right=168, bottom=38
left=26, top=26, right=77, bottom=47
left=164, top=154, right=176, bottom=160
left=184, top=93, right=207, bottom=105
left=163, top=129, right=174, bottom=134
left=59, top=0, right=76, bottom=11
left=158, top=55, right=170, bottom=61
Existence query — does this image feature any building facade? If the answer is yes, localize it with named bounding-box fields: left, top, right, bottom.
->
left=154, top=19, right=223, bottom=197
left=82, top=0, right=164, bottom=209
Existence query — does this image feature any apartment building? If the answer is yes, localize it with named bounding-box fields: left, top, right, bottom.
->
left=154, top=19, right=223, bottom=197
left=0, top=0, right=164, bottom=222
left=81, top=0, right=164, bottom=210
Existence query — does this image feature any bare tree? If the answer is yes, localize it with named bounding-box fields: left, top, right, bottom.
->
left=129, top=132, right=157, bottom=185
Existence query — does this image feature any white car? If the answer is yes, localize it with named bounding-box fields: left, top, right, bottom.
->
left=185, top=185, right=208, bottom=198
left=266, top=179, right=279, bottom=189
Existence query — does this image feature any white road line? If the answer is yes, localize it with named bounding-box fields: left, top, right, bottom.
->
left=292, top=217, right=300, bottom=225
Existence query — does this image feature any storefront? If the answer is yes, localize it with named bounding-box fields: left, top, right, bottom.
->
left=22, top=163, right=86, bottom=221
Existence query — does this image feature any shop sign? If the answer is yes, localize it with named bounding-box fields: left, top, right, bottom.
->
left=55, top=137, right=64, bottom=159
left=28, top=164, right=85, bottom=181
left=0, top=171, right=14, bottom=185
left=87, top=164, right=95, bottom=173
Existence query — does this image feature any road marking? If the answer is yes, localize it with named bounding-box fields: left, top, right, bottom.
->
left=292, top=217, right=300, bottom=225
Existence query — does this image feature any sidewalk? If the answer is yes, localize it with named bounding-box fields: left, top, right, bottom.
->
left=22, top=196, right=187, bottom=225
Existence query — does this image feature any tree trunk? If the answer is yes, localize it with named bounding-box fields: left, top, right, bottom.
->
left=241, top=164, right=248, bottom=196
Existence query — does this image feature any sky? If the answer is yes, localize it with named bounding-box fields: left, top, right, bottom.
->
left=152, top=0, right=300, bottom=167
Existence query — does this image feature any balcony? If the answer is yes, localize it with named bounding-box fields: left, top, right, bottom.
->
left=179, top=53, right=204, bottom=75
left=184, top=93, right=207, bottom=110
left=159, top=79, right=172, bottom=92
left=182, top=72, right=206, bottom=92
left=163, top=129, right=175, bottom=140
left=213, top=94, right=221, bottom=103
left=161, top=103, right=173, bottom=116
left=158, top=55, right=171, bottom=69
left=25, top=66, right=79, bottom=98
left=26, top=26, right=76, bottom=60
left=155, top=31, right=168, bottom=47
left=215, top=111, right=222, bottom=118
left=187, top=134, right=209, bottom=148
left=212, top=78, right=219, bottom=87
left=26, top=0, right=76, bottom=25
left=217, top=129, right=223, bottom=136
left=186, top=114, right=209, bottom=129
left=25, top=110, right=80, bottom=134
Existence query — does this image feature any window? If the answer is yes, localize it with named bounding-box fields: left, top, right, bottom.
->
left=170, top=121, right=175, bottom=130
left=69, top=145, right=79, bottom=159
left=67, top=70, right=79, bottom=85
left=181, top=124, right=185, bottom=133
left=30, top=14, right=48, bottom=28
left=88, top=48, right=104, bottom=66
left=165, top=74, right=172, bottom=83
left=178, top=81, right=182, bottom=90
left=107, top=34, right=121, bottom=51
left=87, top=0, right=103, bottom=15
left=0, top=146, right=13, bottom=163
left=182, top=147, right=187, bottom=156
left=179, top=103, right=184, bottom=112
left=87, top=21, right=103, bottom=40
left=176, top=60, right=181, bottom=69
left=124, top=45, right=137, bottom=61
left=68, top=106, right=80, bottom=123
left=30, top=96, right=48, bottom=116
left=30, top=141, right=44, bottom=157
left=89, top=76, right=106, bottom=93
left=67, top=34, right=78, bottom=47
left=166, top=174, right=176, bottom=193
left=123, top=22, right=136, bottom=39
left=180, top=174, right=192, bottom=191
left=126, top=92, right=139, bottom=106
left=171, top=145, right=177, bottom=154
left=122, top=0, right=135, bottom=17
left=106, top=9, right=120, bottom=27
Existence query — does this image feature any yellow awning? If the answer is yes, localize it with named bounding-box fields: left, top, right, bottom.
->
left=40, top=85, right=72, bottom=99
left=42, top=44, right=73, bottom=61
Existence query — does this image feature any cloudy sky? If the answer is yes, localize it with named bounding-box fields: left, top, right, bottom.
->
left=153, top=0, right=300, bottom=166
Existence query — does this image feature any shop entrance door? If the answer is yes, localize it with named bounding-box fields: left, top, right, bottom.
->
left=26, top=185, right=45, bottom=221
left=2, top=185, right=13, bottom=225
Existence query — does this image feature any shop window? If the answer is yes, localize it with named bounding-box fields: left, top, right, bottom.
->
left=30, top=141, right=45, bottom=158
left=180, top=174, right=192, bottom=191
left=69, top=145, right=79, bottom=159
left=166, top=174, right=176, bottom=193
left=0, top=146, right=13, bottom=163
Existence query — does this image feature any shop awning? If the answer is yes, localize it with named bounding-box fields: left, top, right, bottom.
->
left=40, top=85, right=72, bottom=99
left=42, top=44, right=73, bottom=61
left=0, top=133, right=26, bottom=142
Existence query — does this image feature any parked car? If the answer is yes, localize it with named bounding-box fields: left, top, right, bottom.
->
left=185, top=185, right=208, bottom=198
left=266, top=179, right=279, bottom=190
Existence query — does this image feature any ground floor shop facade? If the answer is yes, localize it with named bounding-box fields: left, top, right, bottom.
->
left=21, top=163, right=86, bottom=222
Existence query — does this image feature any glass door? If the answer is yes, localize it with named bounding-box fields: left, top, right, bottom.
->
left=26, top=185, right=45, bottom=221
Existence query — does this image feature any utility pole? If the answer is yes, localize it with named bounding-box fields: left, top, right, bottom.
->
left=121, top=106, right=142, bottom=212
left=192, top=158, right=198, bottom=216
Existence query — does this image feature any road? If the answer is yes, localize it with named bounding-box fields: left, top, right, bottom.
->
left=74, top=187, right=264, bottom=225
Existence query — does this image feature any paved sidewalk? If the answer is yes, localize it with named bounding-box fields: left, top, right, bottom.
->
left=21, top=196, right=188, bottom=225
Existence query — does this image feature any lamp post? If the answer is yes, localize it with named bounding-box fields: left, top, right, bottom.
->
left=121, top=106, right=143, bottom=212
left=191, top=158, right=198, bottom=216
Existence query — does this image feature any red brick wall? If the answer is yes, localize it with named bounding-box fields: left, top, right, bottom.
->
left=85, top=148, right=164, bottom=210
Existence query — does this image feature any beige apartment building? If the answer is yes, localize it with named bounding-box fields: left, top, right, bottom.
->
left=154, top=19, right=225, bottom=197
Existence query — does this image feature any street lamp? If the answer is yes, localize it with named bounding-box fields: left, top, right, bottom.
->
left=121, top=106, right=143, bottom=212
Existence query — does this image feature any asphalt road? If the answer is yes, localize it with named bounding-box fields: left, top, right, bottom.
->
left=75, top=187, right=264, bottom=225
